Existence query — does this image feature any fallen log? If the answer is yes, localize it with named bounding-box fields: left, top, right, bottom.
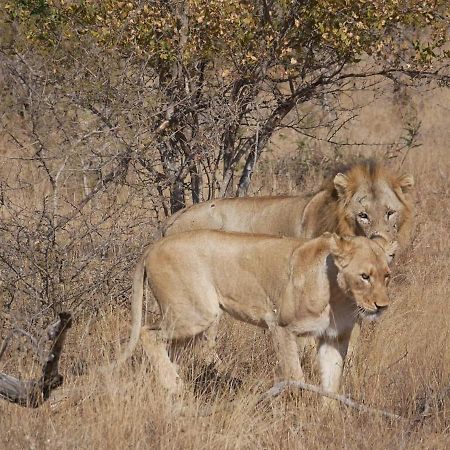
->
left=0, top=312, right=72, bottom=408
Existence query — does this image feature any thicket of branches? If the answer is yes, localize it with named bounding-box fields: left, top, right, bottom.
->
left=0, top=1, right=449, bottom=348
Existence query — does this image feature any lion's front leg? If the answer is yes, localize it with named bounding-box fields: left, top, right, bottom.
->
left=316, top=331, right=351, bottom=405
left=270, top=326, right=304, bottom=382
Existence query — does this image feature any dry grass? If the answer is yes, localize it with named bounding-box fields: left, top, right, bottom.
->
left=1, top=87, right=449, bottom=449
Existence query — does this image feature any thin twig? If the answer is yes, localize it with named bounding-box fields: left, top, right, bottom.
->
left=0, top=332, right=14, bottom=361
left=260, top=380, right=404, bottom=421
left=367, top=350, right=408, bottom=381
left=13, top=328, right=41, bottom=356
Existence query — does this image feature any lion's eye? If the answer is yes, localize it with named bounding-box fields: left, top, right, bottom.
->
left=387, top=210, right=396, bottom=219
left=358, top=212, right=369, bottom=221
left=361, top=273, right=370, bottom=281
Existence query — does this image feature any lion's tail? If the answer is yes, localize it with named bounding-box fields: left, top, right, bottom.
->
left=117, top=253, right=147, bottom=365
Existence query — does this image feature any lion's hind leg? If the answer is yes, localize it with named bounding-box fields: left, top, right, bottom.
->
left=140, top=301, right=223, bottom=395
left=140, top=325, right=184, bottom=395
left=198, top=312, right=223, bottom=369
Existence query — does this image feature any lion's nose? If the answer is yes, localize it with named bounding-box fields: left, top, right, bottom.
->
left=374, top=303, right=388, bottom=311
left=370, top=232, right=389, bottom=241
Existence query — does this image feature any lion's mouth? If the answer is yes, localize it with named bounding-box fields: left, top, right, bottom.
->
left=357, top=306, right=384, bottom=321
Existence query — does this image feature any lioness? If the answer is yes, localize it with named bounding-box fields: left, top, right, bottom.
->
left=121, top=231, right=394, bottom=397
left=163, top=160, right=414, bottom=250
left=160, top=160, right=413, bottom=363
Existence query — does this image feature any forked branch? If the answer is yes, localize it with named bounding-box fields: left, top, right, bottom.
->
left=0, top=312, right=72, bottom=408
left=261, top=380, right=404, bottom=421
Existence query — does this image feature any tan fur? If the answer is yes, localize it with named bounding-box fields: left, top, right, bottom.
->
left=121, top=231, right=393, bottom=396
left=163, top=161, right=414, bottom=249
left=159, top=161, right=413, bottom=371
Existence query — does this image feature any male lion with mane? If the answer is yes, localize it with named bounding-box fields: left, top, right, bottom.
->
left=159, top=160, right=414, bottom=364
left=120, top=231, right=395, bottom=399
left=163, top=160, right=414, bottom=251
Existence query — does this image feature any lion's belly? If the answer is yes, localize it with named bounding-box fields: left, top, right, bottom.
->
left=219, top=295, right=276, bottom=328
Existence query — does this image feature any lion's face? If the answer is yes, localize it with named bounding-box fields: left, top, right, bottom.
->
left=334, top=165, right=414, bottom=253
left=330, top=235, right=393, bottom=321
left=348, top=179, right=404, bottom=242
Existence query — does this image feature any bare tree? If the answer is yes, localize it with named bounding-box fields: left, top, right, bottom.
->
left=2, top=1, right=449, bottom=213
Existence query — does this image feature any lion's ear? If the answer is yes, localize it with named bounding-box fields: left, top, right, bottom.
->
left=397, top=174, right=414, bottom=194
left=328, top=233, right=353, bottom=267
left=333, top=173, right=350, bottom=197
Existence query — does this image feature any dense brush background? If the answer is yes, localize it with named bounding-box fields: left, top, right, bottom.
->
left=1, top=78, right=449, bottom=449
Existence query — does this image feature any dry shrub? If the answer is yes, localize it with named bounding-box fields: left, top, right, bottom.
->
left=1, top=89, right=450, bottom=449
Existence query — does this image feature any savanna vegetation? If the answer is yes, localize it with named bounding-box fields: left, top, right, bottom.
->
left=0, top=1, right=449, bottom=448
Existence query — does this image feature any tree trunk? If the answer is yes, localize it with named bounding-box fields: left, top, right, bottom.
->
left=170, top=178, right=185, bottom=213
left=190, top=162, right=202, bottom=204
left=236, top=126, right=260, bottom=197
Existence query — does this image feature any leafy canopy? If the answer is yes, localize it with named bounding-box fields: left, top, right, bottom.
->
left=5, top=0, right=450, bottom=72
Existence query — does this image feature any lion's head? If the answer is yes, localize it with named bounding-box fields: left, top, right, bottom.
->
left=328, top=233, right=394, bottom=321
left=321, top=160, right=414, bottom=251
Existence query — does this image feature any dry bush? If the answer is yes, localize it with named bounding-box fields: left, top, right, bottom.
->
left=1, top=83, right=450, bottom=448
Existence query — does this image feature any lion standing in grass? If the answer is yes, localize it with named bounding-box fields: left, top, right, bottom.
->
left=163, top=160, right=414, bottom=251
left=121, top=231, right=394, bottom=398
left=159, top=160, right=414, bottom=363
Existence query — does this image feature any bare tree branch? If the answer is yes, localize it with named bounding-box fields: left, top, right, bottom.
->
left=260, top=380, right=404, bottom=421
left=0, top=313, right=72, bottom=408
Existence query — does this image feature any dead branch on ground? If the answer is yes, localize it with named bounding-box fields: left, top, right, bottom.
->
left=260, top=380, right=404, bottom=421
left=0, top=312, right=72, bottom=408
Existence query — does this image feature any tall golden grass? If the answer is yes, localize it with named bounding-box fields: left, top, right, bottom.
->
left=0, top=87, right=449, bottom=449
